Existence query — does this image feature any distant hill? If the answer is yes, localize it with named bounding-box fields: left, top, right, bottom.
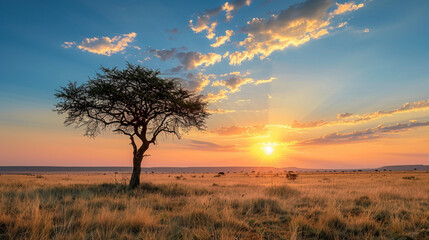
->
left=376, top=165, right=429, bottom=171
left=0, top=165, right=428, bottom=174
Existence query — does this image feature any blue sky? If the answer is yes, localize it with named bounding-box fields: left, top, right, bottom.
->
left=1, top=0, right=429, bottom=167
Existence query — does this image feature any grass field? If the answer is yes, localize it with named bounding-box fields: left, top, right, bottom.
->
left=0, top=171, right=428, bottom=240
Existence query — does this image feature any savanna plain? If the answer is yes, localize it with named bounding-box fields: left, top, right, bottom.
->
left=0, top=171, right=428, bottom=240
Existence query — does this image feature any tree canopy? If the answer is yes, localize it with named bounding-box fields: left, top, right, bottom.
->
left=54, top=63, right=209, bottom=187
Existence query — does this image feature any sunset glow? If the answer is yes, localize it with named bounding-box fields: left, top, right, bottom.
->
left=0, top=0, right=428, bottom=169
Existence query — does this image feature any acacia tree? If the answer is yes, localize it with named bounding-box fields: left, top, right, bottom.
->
left=54, top=63, right=209, bottom=188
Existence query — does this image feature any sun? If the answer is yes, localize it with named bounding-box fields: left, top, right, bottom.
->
left=264, top=145, right=274, bottom=155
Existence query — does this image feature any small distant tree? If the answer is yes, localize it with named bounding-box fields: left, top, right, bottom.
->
left=286, top=171, right=298, bottom=180
left=54, top=63, right=209, bottom=188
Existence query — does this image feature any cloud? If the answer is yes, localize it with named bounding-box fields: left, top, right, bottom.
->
left=166, top=28, right=179, bottom=34
left=189, top=16, right=218, bottom=39
left=337, top=112, right=353, bottom=119
left=211, top=125, right=266, bottom=136
left=207, top=108, right=236, bottom=114
left=212, top=75, right=254, bottom=92
left=148, top=48, right=178, bottom=61
left=149, top=48, right=222, bottom=70
left=204, top=89, right=229, bottom=102
left=254, top=77, right=276, bottom=85
left=61, top=41, right=75, bottom=48
left=207, top=73, right=276, bottom=101
left=176, top=51, right=222, bottom=70
left=190, top=0, right=252, bottom=39
left=65, top=32, right=137, bottom=56
left=337, top=22, right=348, bottom=28
left=291, top=120, right=327, bottom=128
left=299, top=121, right=429, bottom=145
left=364, top=28, right=370, bottom=33
left=345, top=100, right=429, bottom=123
left=186, top=140, right=239, bottom=152
left=223, top=0, right=252, bottom=21
left=331, top=1, right=364, bottom=16
left=176, top=73, right=214, bottom=92
left=211, top=30, right=234, bottom=47
left=229, top=0, right=365, bottom=65
left=292, top=99, right=429, bottom=128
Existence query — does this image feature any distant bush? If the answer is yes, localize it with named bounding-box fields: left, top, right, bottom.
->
left=286, top=171, right=298, bottom=180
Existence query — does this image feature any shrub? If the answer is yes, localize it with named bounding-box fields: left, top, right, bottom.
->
left=286, top=171, right=298, bottom=180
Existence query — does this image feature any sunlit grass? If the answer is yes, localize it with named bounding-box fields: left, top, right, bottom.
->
left=0, top=171, right=428, bottom=239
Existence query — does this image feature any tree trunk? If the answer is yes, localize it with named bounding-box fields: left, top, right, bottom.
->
left=129, top=154, right=143, bottom=189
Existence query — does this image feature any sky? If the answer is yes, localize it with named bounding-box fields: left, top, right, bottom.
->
left=0, top=0, right=429, bottom=168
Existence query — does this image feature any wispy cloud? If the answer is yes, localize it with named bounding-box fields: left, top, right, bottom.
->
left=63, top=32, right=137, bottom=56
left=186, top=140, right=239, bottom=152
left=293, top=99, right=429, bottom=128
left=211, top=125, right=267, bottom=136
left=254, top=77, right=276, bottom=85
left=298, top=121, right=429, bottom=145
left=207, top=108, right=236, bottom=114
left=337, top=22, right=348, bottom=28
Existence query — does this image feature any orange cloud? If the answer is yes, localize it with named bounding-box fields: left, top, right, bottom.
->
left=211, top=125, right=267, bottom=136
left=207, top=108, right=236, bottom=114
left=337, top=22, right=348, bottom=28
left=212, top=75, right=254, bottom=92
left=222, top=0, right=252, bottom=21
left=204, top=89, right=229, bottom=102
left=68, top=32, right=137, bottom=56
left=211, top=30, right=234, bottom=47
left=331, top=1, right=364, bottom=16
left=254, top=77, right=276, bottom=85
left=185, top=140, right=240, bottom=152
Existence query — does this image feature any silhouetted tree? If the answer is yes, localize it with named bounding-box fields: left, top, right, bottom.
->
left=54, top=63, right=209, bottom=188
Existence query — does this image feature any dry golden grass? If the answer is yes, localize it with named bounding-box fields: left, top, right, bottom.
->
left=0, top=171, right=428, bottom=239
